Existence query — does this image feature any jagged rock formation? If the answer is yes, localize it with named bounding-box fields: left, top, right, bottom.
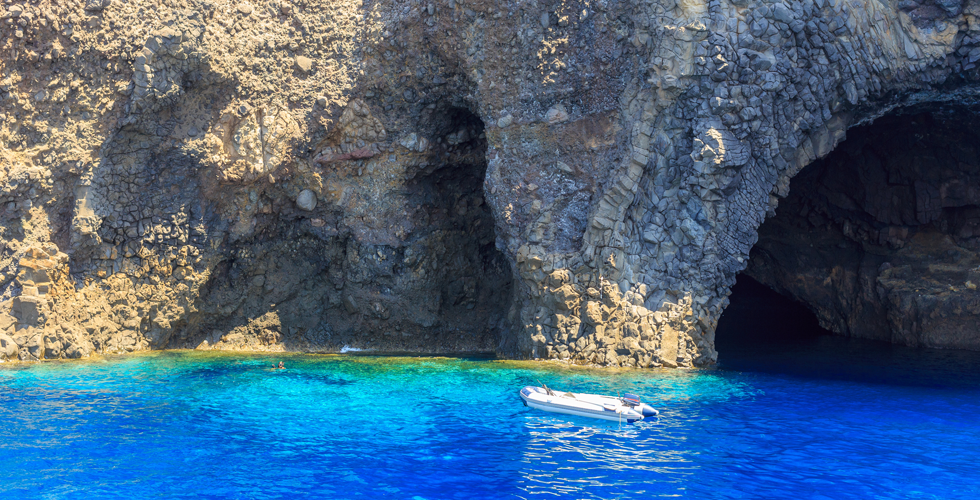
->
left=2, top=0, right=980, bottom=365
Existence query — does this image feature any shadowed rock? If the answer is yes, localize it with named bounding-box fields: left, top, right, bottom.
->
left=2, top=0, right=980, bottom=366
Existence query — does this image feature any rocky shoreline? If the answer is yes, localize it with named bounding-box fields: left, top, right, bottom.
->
left=4, top=0, right=980, bottom=366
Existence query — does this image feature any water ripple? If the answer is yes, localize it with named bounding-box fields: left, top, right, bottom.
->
left=1, top=350, right=979, bottom=499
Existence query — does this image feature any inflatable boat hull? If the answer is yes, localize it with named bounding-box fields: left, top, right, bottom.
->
left=519, top=386, right=656, bottom=423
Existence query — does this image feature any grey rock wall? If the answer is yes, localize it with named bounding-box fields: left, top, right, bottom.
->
left=480, top=0, right=980, bottom=366
left=2, top=0, right=980, bottom=365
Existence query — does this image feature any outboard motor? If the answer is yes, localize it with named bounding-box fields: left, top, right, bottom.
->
left=622, top=393, right=659, bottom=417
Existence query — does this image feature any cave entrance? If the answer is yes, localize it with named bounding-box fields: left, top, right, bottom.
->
left=740, top=106, right=980, bottom=352
left=715, top=274, right=833, bottom=373
left=716, top=275, right=830, bottom=345
left=399, top=105, right=513, bottom=351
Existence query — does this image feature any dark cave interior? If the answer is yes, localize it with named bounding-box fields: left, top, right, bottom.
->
left=715, top=274, right=830, bottom=349
left=176, top=105, right=513, bottom=354
left=405, top=106, right=513, bottom=328
left=727, top=106, right=980, bottom=352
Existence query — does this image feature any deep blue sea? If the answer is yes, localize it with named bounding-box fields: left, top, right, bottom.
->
left=2, top=337, right=979, bottom=499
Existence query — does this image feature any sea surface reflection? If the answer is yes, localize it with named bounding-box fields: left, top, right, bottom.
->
left=1, top=344, right=979, bottom=499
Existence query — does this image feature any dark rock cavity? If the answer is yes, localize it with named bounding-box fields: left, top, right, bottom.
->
left=746, top=109, right=980, bottom=350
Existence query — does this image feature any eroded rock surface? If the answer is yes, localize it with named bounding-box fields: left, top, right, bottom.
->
left=2, top=0, right=980, bottom=365
left=747, top=110, right=980, bottom=350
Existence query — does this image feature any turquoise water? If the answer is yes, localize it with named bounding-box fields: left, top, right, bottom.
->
left=1, top=343, right=979, bottom=499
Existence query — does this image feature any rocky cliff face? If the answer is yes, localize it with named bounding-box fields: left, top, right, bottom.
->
left=746, top=109, right=980, bottom=350
left=2, top=0, right=980, bottom=365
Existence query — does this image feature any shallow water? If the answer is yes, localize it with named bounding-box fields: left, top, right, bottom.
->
left=2, top=340, right=979, bottom=499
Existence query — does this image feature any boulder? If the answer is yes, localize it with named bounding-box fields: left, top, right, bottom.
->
left=296, top=189, right=317, bottom=211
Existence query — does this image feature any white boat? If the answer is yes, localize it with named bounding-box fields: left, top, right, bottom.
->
left=519, top=385, right=658, bottom=423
